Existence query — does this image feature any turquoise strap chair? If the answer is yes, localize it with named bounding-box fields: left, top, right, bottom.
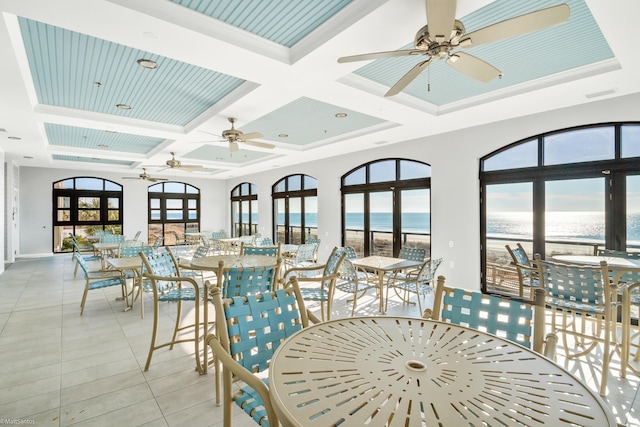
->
left=428, top=276, right=557, bottom=360
left=506, top=243, right=540, bottom=298
left=119, top=245, right=153, bottom=318
left=71, top=239, right=102, bottom=277
left=284, top=247, right=347, bottom=322
left=76, top=255, right=126, bottom=315
left=386, top=257, right=442, bottom=313
left=242, top=242, right=281, bottom=259
left=206, top=277, right=310, bottom=427
left=139, top=249, right=204, bottom=373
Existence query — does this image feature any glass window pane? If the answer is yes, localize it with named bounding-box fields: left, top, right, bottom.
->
left=400, top=189, right=430, bottom=256
left=232, top=186, right=240, bottom=197
left=75, top=177, right=103, bottom=190
left=370, top=160, right=395, bottom=183
left=166, top=199, right=182, bottom=209
left=58, top=196, right=70, bottom=208
left=304, top=176, right=317, bottom=190
left=164, top=182, right=185, bottom=193
left=108, top=210, right=119, bottom=221
left=304, top=196, right=318, bottom=239
left=545, top=178, right=605, bottom=256
left=483, top=140, right=538, bottom=171
left=188, top=210, right=197, bottom=220
left=151, top=210, right=161, bottom=220
left=621, top=125, right=640, bottom=158
left=57, top=210, right=70, bottom=221
left=484, top=182, right=533, bottom=295
left=275, top=199, right=285, bottom=242
left=107, top=198, right=119, bottom=209
left=344, top=167, right=366, bottom=185
left=104, top=181, right=121, bottom=191
left=544, top=127, right=614, bottom=165
left=78, top=210, right=100, bottom=221
left=167, top=210, right=183, bottom=220
left=148, top=183, right=163, bottom=192
left=54, top=179, right=74, bottom=189
left=400, top=161, right=430, bottom=180
left=250, top=183, right=257, bottom=194
left=370, top=191, right=393, bottom=256
left=288, top=175, right=301, bottom=191
left=186, top=184, right=198, bottom=194
left=627, top=175, right=640, bottom=249
left=275, top=180, right=285, bottom=192
left=188, top=199, right=196, bottom=209
left=241, top=183, right=249, bottom=195
left=251, top=199, right=258, bottom=232
left=150, top=199, right=160, bottom=209
left=78, top=197, right=99, bottom=207
left=344, top=193, right=364, bottom=254
left=289, top=197, right=302, bottom=244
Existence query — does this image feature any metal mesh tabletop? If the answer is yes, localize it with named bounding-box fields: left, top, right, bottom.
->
left=269, top=316, right=615, bottom=427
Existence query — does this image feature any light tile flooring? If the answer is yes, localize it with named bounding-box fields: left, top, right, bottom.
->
left=1, top=254, right=639, bottom=426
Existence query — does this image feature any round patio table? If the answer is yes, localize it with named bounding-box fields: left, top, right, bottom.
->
left=269, top=316, right=616, bottom=427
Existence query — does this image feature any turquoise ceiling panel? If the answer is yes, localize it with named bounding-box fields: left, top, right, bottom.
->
left=184, top=145, right=273, bottom=164
left=170, top=0, right=353, bottom=47
left=52, top=154, right=134, bottom=165
left=243, top=97, right=388, bottom=146
left=45, top=123, right=164, bottom=154
left=353, top=0, right=613, bottom=105
left=19, top=17, right=246, bottom=126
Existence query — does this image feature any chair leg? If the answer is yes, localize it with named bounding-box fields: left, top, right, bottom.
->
left=80, top=285, right=89, bottom=315
left=144, top=296, right=161, bottom=371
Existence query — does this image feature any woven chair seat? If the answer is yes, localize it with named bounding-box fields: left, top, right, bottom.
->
left=158, top=287, right=198, bottom=302
left=87, top=276, right=125, bottom=290
left=300, top=288, right=328, bottom=302
left=546, top=297, right=615, bottom=314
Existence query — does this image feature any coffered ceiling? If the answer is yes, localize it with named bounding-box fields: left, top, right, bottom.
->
left=0, top=0, right=636, bottom=179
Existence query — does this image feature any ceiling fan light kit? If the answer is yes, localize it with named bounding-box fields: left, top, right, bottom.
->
left=338, top=1, right=570, bottom=96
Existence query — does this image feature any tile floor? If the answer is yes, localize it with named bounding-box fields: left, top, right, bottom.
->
left=0, top=254, right=639, bottom=426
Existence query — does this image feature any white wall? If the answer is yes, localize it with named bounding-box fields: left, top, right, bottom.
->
left=15, top=93, right=640, bottom=286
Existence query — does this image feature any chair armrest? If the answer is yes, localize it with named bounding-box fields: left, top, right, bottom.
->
left=87, top=269, right=124, bottom=279
left=142, top=273, right=200, bottom=289
left=284, top=264, right=327, bottom=280
left=307, top=310, right=322, bottom=324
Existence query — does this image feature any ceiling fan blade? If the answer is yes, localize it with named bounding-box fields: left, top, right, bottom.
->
left=426, top=0, right=457, bottom=41
left=230, top=141, right=239, bottom=152
left=460, top=4, right=570, bottom=48
left=385, top=59, right=431, bottom=97
left=244, top=140, right=275, bottom=149
left=446, top=52, right=501, bottom=83
left=239, top=132, right=263, bottom=140
left=338, top=49, right=423, bottom=63
left=148, top=177, right=168, bottom=182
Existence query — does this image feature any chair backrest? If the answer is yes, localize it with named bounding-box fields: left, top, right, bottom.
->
left=191, top=244, right=210, bottom=260
left=338, top=258, right=358, bottom=282
left=340, top=246, right=357, bottom=259
left=322, top=247, right=347, bottom=279
left=254, top=237, right=273, bottom=247
left=506, top=243, right=532, bottom=269
left=242, top=243, right=280, bottom=258
left=216, top=259, right=282, bottom=298
left=305, top=237, right=321, bottom=245
left=151, top=236, right=164, bottom=248
left=398, top=247, right=426, bottom=262
left=416, top=257, right=443, bottom=283
left=599, top=248, right=640, bottom=259
left=238, top=235, right=256, bottom=246
left=119, top=245, right=153, bottom=258
left=536, top=257, right=608, bottom=307
left=186, top=223, right=199, bottom=233
left=212, top=229, right=228, bottom=239
left=139, top=250, right=181, bottom=294
left=131, top=231, right=141, bottom=241
left=294, top=243, right=317, bottom=264
left=100, top=234, right=125, bottom=243
left=429, top=276, right=545, bottom=351
left=74, top=255, right=90, bottom=277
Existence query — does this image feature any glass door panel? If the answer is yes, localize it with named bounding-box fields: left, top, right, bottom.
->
left=304, top=196, right=318, bottom=240
left=344, top=193, right=364, bottom=255
left=484, top=182, right=533, bottom=296
left=289, top=197, right=302, bottom=244
left=370, top=191, right=393, bottom=256
left=545, top=178, right=605, bottom=257
left=400, top=189, right=430, bottom=257
left=627, top=175, right=640, bottom=252
left=275, top=198, right=286, bottom=243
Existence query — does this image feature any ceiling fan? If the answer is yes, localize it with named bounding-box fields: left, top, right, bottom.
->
left=121, top=167, right=168, bottom=182
left=338, top=1, right=570, bottom=97
left=200, top=117, right=274, bottom=152
left=146, top=152, right=202, bottom=172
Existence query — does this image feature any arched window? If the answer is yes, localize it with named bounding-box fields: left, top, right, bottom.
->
left=148, top=181, right=200, bottom=245
left=231, top=182, right=258, bottom=237
left=273, top=174, right=317, bottom=244
left=341, top=159, right=431, bottom=257
left=481, top=122, right=640, bottom=296
left=52, top=177, right=123, bottom=253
